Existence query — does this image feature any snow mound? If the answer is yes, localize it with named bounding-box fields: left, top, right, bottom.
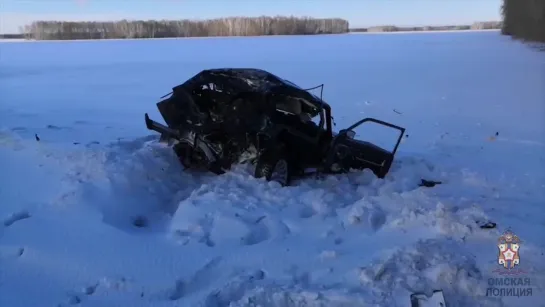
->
left=5, top=126, right=544, bottom=306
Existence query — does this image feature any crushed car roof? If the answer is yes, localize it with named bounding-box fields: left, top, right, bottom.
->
left=172, top=68, right=330, bottom=116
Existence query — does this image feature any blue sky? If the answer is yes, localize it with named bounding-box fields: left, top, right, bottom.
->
left=0, top=0, right=502, bottom=34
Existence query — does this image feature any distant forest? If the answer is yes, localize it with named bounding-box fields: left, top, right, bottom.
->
left=349, top=21, right=500, bottom=33
left=4, top=16, right=503, bottom=41
left=20, top=16, right=349, bottom=40
left=501, top=0, right=545, bottom=42
left=2, top=3, right=542, bottom=43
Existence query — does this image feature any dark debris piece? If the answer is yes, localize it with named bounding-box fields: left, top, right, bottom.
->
left=477, top=221, right=497, bottom=229
left=132, top=216, right=148, bottom=228
left=419, top=179, right=442, bottom=188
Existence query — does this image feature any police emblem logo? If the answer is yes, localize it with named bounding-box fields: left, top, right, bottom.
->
left=498, top=229, right=521, bottom=269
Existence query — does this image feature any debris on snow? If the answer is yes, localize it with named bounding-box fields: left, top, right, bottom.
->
left=476, top=220, right=497, bottom=229
left=132, top=215, right=148, bottom=228
left=419, top=179, right=443, bottom=188
left=410, top=289, right=447, bottom=307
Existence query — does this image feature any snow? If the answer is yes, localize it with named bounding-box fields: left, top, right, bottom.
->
left=1, top=31, right=544, bottom=306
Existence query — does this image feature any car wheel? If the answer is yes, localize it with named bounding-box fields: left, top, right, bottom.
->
left=173, top=142, right=193, bottom=169
left=254, top=148, right=291, bottom=186
left=173, top=142, right=226, bottom=175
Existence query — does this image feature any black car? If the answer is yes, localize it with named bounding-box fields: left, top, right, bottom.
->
left=144, top=68, right=405, bottom=186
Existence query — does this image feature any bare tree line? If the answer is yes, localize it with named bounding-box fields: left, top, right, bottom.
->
left=350, top=21, right=501, bottom=33
left=501, top=0, right=545, bottom=42
left=22, top=16, right=349, bottom=40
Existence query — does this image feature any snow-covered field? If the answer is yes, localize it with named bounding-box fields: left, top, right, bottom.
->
left=0, top=31, right=544, bottom=307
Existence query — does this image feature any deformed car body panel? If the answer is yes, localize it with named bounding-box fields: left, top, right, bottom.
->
left=171, top=68, right=325, bottom=116
left=157, top=68, right=327, bottom=132
left=144, top=68, right=405, bottom=184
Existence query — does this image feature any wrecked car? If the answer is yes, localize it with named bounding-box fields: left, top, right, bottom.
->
left=144, top=68, right=405, bottom=186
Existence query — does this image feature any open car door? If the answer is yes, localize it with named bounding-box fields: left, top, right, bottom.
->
left=324, top=118, right=405, bottom=178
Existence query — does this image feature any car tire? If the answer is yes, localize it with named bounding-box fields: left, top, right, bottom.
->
left=173, top=142, right=193, bottom=169
left=254, top=147, right=291, bottom=186
left=173, top=142, right=226, bottom=175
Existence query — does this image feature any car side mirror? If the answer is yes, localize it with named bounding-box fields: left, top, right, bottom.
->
left=346, top=130, right=355, bottom=139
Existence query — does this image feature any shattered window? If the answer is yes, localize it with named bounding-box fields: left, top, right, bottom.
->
left=275, top=97, right=302, bottom=115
